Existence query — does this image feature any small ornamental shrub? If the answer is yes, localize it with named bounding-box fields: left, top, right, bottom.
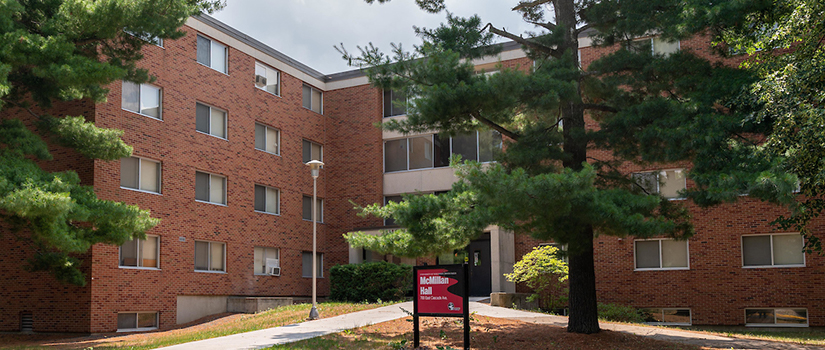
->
left=505, top=245, right=568, bottom=311
left=330, top=261, right=413, bottom=303
left=598, top=302, right=646, bottom=323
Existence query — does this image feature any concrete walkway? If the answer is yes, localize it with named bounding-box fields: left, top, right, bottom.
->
left=156, top=301, right=822, bottom=350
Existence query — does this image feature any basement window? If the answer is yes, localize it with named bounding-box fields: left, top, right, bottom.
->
left=117, top=312, right=158, bottom=332
left=746, top=308, right=808, bottom=327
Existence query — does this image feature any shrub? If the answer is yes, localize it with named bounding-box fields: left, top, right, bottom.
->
left=598, top=302, right=645, bottom=323
left=330, top=261, right=413, bottom=303
left=504, top=245, right=568, bottom=312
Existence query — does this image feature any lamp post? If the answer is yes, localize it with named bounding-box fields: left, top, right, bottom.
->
left=306, top=160, right=324, bottom=320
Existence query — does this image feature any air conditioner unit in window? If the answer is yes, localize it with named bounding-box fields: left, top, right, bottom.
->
left=255, top=75, right=267, bottom=87
left=265, top=258, right=280, bottom=276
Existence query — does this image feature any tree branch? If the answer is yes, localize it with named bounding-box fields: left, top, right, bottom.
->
left=512, top=0, right=553, bottom=11
left=486, top=23, right=560, bottom=58
left=574, top=24, right=594, bottom=36
left=470, top=113, right=520, bottom=141
left=527, top=20, right=557, bottom=32
left=579, top=103, right=618, bottom=113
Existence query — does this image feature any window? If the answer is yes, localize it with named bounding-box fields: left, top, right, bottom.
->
left=742, top=233, right=804, bottom=267
left=631, top=37, right=680, bottom=56
left=539, top=243, right=568, bottom=263
left=632, top=169, right=686, bottom=199
left=384, top=195, right=404, bottom=226
left=383, top=131, right=502, bottom=173
left=195, top=103, right=227, bottom=139
left=642, top=308, right=691, bottom=326
left=195, top=171, right=226, bottom=205
left=383, top=89, right=407, bottom=117
left=253, top=247, right=280, bottom=275
left=302, top=84, right=323, bottom=114
left=194, top=241, right=225, bottom=272
left=255, top=123, right=280, bottom=154
left=119, top=236, right=159, bottom=268
left=302, top=140, right=323, bottom=163
left=254, top=185, right=279, bottom=214
left=117, top=312, right=158, bottom=332
left=122, top=82, right=161, bottom=119
left=120, top=157, right=161, bottom=193
left=634, top=239, right=689, bottom=270
left=746, top=308, right=808, bottom=327
left=302, top=196, right=323, bottom=222
left=196, top=34, right=227, bottom=73
left=255, top=62, right=280, bottom=95
left=302, top=252, right=323, bottom=278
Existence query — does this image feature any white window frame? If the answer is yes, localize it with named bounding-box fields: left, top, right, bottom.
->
left=116, top=312, right=158, bottom=332
left=383, top=131, right=502, bottom=173
left=194, top=240, right=226, bottom=273
left=302, top=195, right=324, bottom=223
left=253, top=247, right=280, bottom=276
left=633, top=238, right=690, bottom=271
left=302, top=251, right=324, bottom=278
left=195, top=171, right=227, bottom=206
left=121, top=81, right=162, bottom=120
left=254, top=62, right=280, bottom=96
left=254, top=184, right=280, bottom=215
left=196, top=34, right=228, bottom=74
left=118, top=235, right=160, bottom=270
left=642, top=308, right=692, bottom=326
left=255, top=123, right=280, bottom=155
left=741, top=233, right=806, bottom=268
left=302, top=84, right=323, bottom=114
left=120, top=156, right=162, bottom=194
left=631, top=168, right=687, bottom=200
left=195, top=102, right=228, bottom=140
left=745, top=308, right=809, bottom=327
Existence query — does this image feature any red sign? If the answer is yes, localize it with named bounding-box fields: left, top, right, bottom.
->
left=416, top=266, right=464, bottom=315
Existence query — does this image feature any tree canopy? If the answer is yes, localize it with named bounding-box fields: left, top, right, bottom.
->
left=342, top=0, right=800, bottom=333
left=0, top=0, right=222, bottom=285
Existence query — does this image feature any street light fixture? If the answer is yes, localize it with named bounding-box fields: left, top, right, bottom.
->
left=306, top=160, right=324, bottom=320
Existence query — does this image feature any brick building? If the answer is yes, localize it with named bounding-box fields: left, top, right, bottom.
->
left=1, top=14, right=822, bottom=333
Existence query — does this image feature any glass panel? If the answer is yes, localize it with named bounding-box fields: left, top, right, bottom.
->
left=195, top=172, right=209, bottom=201
left=302, top=252, right=312, bottom=277
left=776, top=309, right=807, bottom=325
left=302, top=196, right=312, bottom=220
left=743, top=236, right=772, bottom=266
left=210, top=109, right=226, bottom=138
left=635, top=240, right=661, bottom=268
left=478, top=130, right=502, bottom=162
left=383, top=89, right=393, bottom=118
left=451, top=132, right=478, bottom=162
left=196, top=103, right=210, bottom=133
left=746, top=309, right=775, bottom=324
left=266, top=187, right=278, bottom=214
left=641, top=308, right=663, bottom=322
left=210, top=175, right=225, bottom=204
left=433, top=134, right=450, bottom=167
left=137, top=313, right=157, bottom=328
left=254, top=247, right=264, bottom=274
left=312, top=143, right=322, bottom=162
left=661, top=240, right=688, bottom=268
left=120, top=238, right=138, bottom=266
left=659, top=169, right=685, bottom=199
left=266, top=128, right=279, bottom=153
left=302, top=85, right=312, bottom=109
left=140, top=85, right=160, bottom=119
left=117, top=313, right=137, bottom=329
left=196, top=35, right=210, bottom=66
left=311, top=89, right=322, bottom=113
left=392, top=90, right=407, bottom=116
left=211, top=41, right=226, bottom=73
left=633, top=172, right=658, bottom=195
left=120, top=157, right=139, bottom=189
left=316, top=198, right=323, bottom=222
left=773, top=234, right=804, bottom=265
left=384, top=139, right=408, bottom=172
left=302, top=140, right=312, bottom=163
left=255, top=63, right=267, bottom=88
left=664, top=309, right=691, bottom=324
left=194, top=241, right=209, bottom=270
left=254, top=185, right=266, bottom=212
left=317, top=253, right=323, bottom=277
left=266, top=69, right=279, bottom=95
left=653, top=37, right=680, bottom=55
left=121, top=81, right=140, bottom=112
left=139, top=159, right=159, bottom=193
left=141, top=236, right=158, bottom=268
left=408, top=136, right=433, bottom=169
left=210, top=243, right=224, bottom=271
left=254, top=124, right=266, bottom=150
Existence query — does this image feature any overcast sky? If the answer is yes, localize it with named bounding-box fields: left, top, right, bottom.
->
left=211, top=0, right=533, bottom=74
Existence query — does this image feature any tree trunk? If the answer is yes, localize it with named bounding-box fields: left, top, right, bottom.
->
left=566, top=227, right=600, bottom=333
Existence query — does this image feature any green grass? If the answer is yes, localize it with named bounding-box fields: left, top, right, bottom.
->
left=1, top=302, right=395, bottom=350
left=684, top=327, right=825, bottom=346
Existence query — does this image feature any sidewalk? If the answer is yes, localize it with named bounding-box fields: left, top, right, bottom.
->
left=156, top=301, right=822, bottom=350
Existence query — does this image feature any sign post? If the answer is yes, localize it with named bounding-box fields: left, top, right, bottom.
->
left=413, top=263, right=470, bottom=350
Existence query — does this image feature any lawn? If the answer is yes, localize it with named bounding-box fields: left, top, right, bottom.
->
left=0, top=302, right=391, bottom=350
left=684, top=327, right=825, bottom=347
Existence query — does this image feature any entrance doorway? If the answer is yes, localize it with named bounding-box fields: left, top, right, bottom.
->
left=436, top=233, right=492, bottom=297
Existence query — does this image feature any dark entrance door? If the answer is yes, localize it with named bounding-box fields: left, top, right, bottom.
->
left=467, top=234, right=492, bottom=297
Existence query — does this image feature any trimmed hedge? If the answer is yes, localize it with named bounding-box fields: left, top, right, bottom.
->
left=330, top=261, right=413, bottom=303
